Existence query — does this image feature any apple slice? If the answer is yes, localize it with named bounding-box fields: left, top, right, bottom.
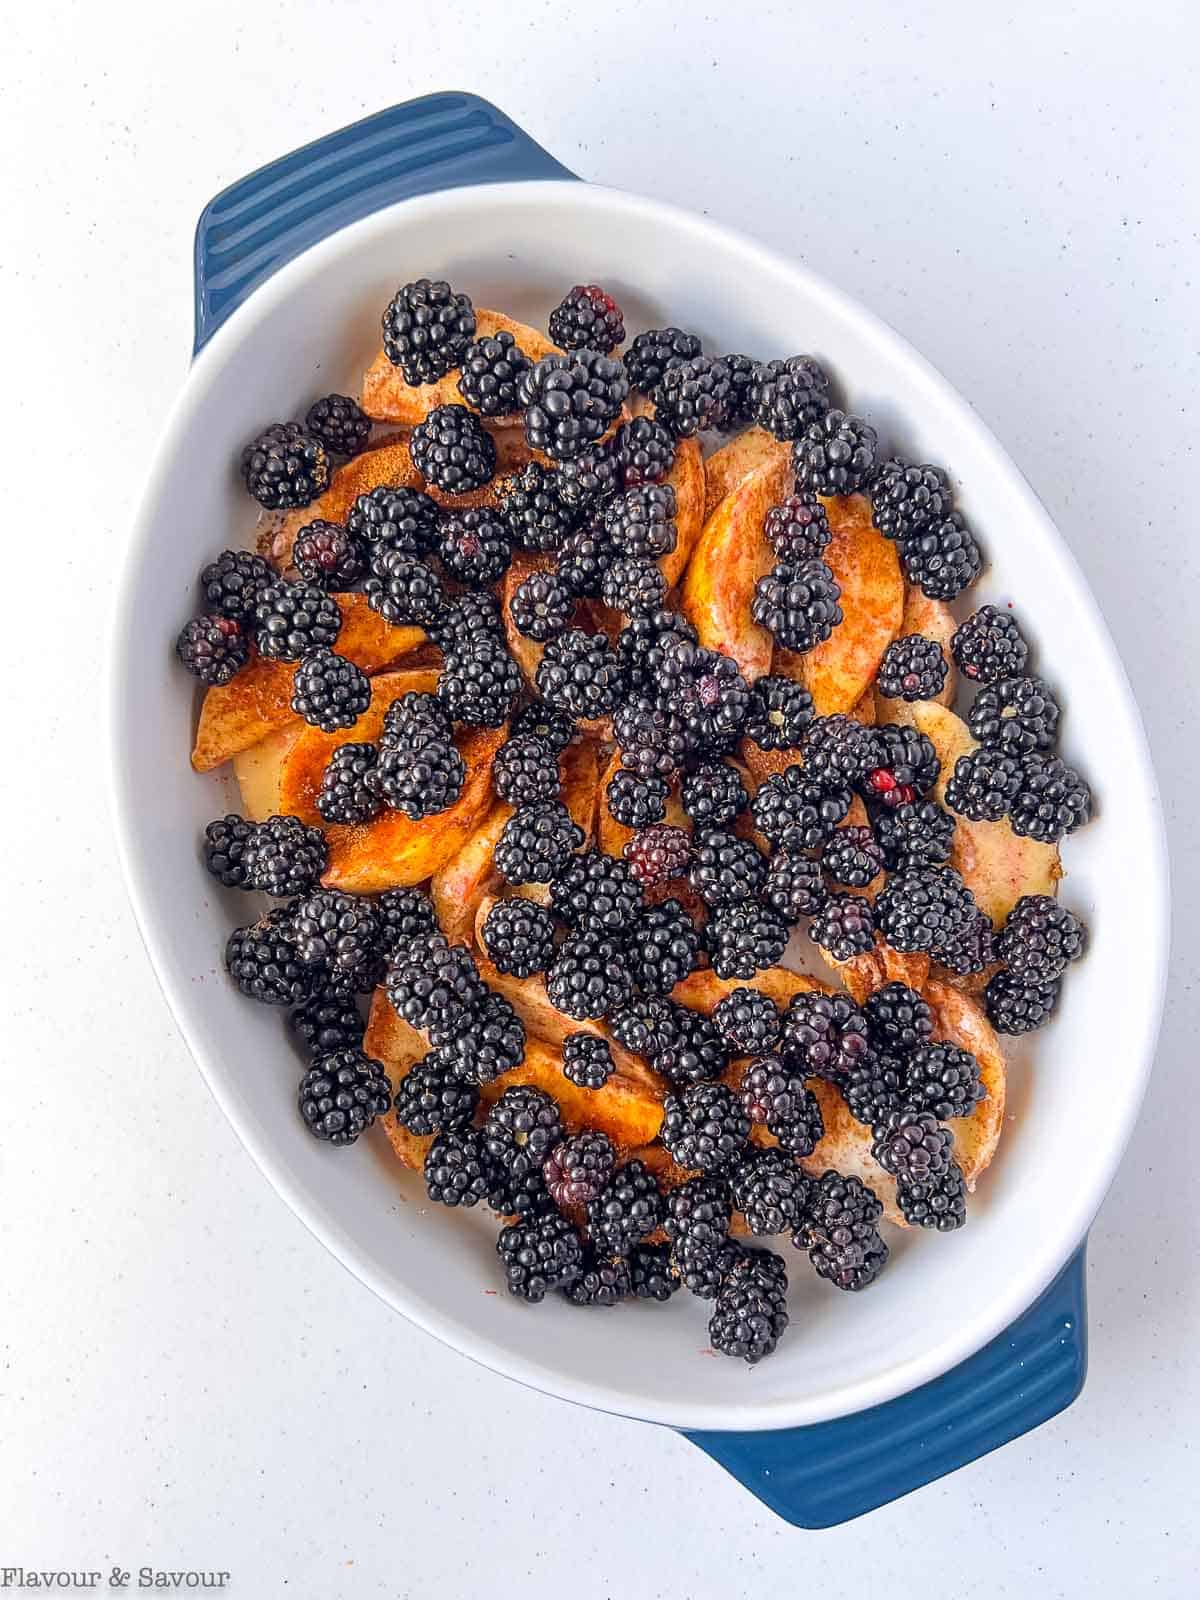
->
left=875, top=698, right=1062, bottom=924
left=360, top=310, right=560, bottom=425
left=681, top=454, right=792, bottom=681
left=774, top=492, right=904, bottom=717
left=895, top=587, right=957, bottom=708
left=923, top=978, right=1006, bottom=1190
left=671, top=966, right=827, bottom=1013
left=232, top=724, right=303, bottom=821
left=366, top=990, right=434, bottom=1170
left=428, top=801, right=513, bottom=946
left=659, top=436, right=706, bottom=589
left=702, top=428, right=791, bottom=520
left=500, top=550, right=554, bottom=686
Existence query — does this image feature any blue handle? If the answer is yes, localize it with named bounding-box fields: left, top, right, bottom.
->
left=193, top=92, right=576, bottom=352
left=686, top=1242, right=1087, bottom=1527
left=193, top=98, right=1088, bottom=1524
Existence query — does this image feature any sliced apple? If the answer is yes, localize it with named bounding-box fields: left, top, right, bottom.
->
left=834, top=944, right=931, bottom=1004
left=428, top=801, right=513, bottom=946
left=659, top=436, right=706, bottom=589
left=896, top=587, right=957, bottom=708
left=799, top=1079, right=904, bottom=1224
left=477, top=1038, right=664, bottom=1154
left=875, top=698, right=1062, bottom=925
left=702, top=428, right=791, bottom=520
left=366, top=989, right=434, bottom=1170
left=232, top=723, right=303, bottom=821
left=596, top=746, right=690, bottom=859
left=560, top=738, right=600, bottom=845
left=923, top=978, right=1006, bottom=1190
left=360, top=310, right=560, bottom=425
left=774, top=493, right=904, bottom=717
left=681, top=455, right=792, bottom=681
left=671, top=966, right=827, bottom=1013
left=501, top=550, right=554, bottom=686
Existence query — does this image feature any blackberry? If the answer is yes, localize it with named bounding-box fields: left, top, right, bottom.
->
left=663, top=1175, right=733, bottom=1260
left=809, top=892, right=877, bottom=960
left=494, top=800, right=585, bottom=885
left=869, top=724, right=941, bottom=802
left=652, top=1007, right=729, bottom=1088
left=868, top=458, right=952, bottom=542
left=875, top=867, right=979, bottom=957
left=750, top=766, right=851, bottom=852
left=368, top=735, right=465, bottom=819
left=985, top=970, right=1060, bottom=1034
left=291, top=889, right=381, bottom=982
left=730, top=1148, right=812, bottom=1236
left=794, top=410, right=878, bottom=497
left=904, top=1042, right=986, bottom=1119
left=305, top=393, right=371, bottom=457
left=364, top=550, right=444, bottom=627
left=900, top=512, right=983, bottom=600
left=562, top=1032, right=614, bottom=1090
left=511, top=701, right=575, bottom=752
left=347, top=484, right=441, bottom=557
left=610, top=996, right=682, bottom=1060
left=623, top=326, right=703, bottom=393
left=938, top=910, right=998, bottom=977
left=863, top=982, right=934, bottom=1056
left=872, top=1108, right=954, bottom=1184
left=822, top=825, right=885, bottom=888
left=843, top=1052, right=906, bottom=1126
left=717, top=352, right=758, bottom=427
left=292, top=521, right=367, bottom=590
left=455, top=329, right=531, bottom=417
left=601, top=555, right=667, bottom=616
left=497, top=1212, right=585, bottom=1301
left=393, top=1050, right=479, bottom=1136
left=546, top=934, right=633, bottom=1020
left=240, top=422, right=329, bottom=510
left=441, top=993, right=526, bottom=1083
left=617, top=608, right=697, bottom=698
left=997, top=894, right=1086, bottom=983
left=290, top=649, right=371, bottom=732
left=612, top=697, right=689, bottom=779
left=427, top=587, right=504, bottom=649
left=652, top=355, right=732, bottom=437
left=410, top=405, right=497, bottom=494
left=299, top=1049, right=390, bottom=1145
left=437, top=637, right=522, bottom=727
left=509, top=571, right=573, bottom=643
left=627, top=899, right=701, bottom=996
left=290, top=988, right=365, bottom=1056
left=681, top=760, right=748, bottom=829
left=803, top=714, right=883, bottom=791
left=241, top=815, right=327, bottom=897
left=176, top=615, right=248, bottom=684
left=704, top=902, right=790, bottom=981
left=713, top=988, right=781, bottom=1055
left=780, top=991, right=871, bottom=1081
left=1009, top=755, right=1092, bottom=843
left=549, top=284, right=625, bottom=353
left=550, top=851, right=644, bottom=938
left=606, top=768, right=668, bottom=829
left=495, top=461, right=577, bottom=552
left=743, top=675, right=815, bottom=752
left=385, top=937, right=486, bottom=1042
left=688, top=829, right=766, bottom=909
left=897, top=1162, right=968, bottom=1231
left=493, top=733, right=561, bottom=807
left=969, top=675, right=1060, bottom=755
left=536, top=628, right=624, bottom=721
left=202, top=814, right=255, bottom=889
left=544, top=1131, right=617, bottom=1207
left=588, top=1160, right=664, bottom=1255
left=751, top=560, right=843, bottom=653
left=657, top=636, right=751, bottom=750
left=200, top=549, right=275, bottom=619
left=518, top=350, right=629, bottom=461
left=424, top=1128, right=494, bottom=1208
left=952, top=605, right=1029, bottom=684
left=764, top=850, right=828, bottom=923
left=708, top=1249, right=790, bottom=1363
left=485, top=1085, right=565, bottom=1170
left=481, top=896, right=557, bottom=978
left=437, top=507, right=512, bottom=585
left=629, top=1243, right=679, bottom=1301
left=555, top=517, right=616, bottom=598
left=604, top=484, right=678, bottom=560
left=614, top=416, right=676, bottom=486
left=561, top=1252, right=632, bottom=1307
left=798, top=1170, right=889, bottom=1291
left=225, top=909, right=313, bottom=1007
left=739, top=1059, right=824, bottom=1157
left=381, top=690, right=453, bottom=748
left=751, top=355, right=833, bottom=440
left=253, top=580, right=342, bottom=662
left=376, top=888, right=438, bottom=960
left=673, top=1237, right=742, bottom=1302
left=875, top=801, right=955, bottom=870
left=554, top=441, right=624, bottom=512
left=661, top=1083, right=750, bottom=1174
left=877, top=634, right=949, bottom=702
left=622, top=824, right=692, bottom=887
left=944, top=746, right=1026, bottom=822
left=381, top=277, right=475, bottom=384
left=488, top=1157, right=554, bottom=1227
left=763, top=493, right=832, bottom=562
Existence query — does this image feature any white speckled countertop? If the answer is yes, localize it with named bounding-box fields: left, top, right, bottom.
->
left=4, top=2, right=1196, bottom=1592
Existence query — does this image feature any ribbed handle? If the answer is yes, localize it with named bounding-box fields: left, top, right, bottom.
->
left=193, top=93, right=576, bottom=352
left=686, top=1243, right=1087, bottom=1528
